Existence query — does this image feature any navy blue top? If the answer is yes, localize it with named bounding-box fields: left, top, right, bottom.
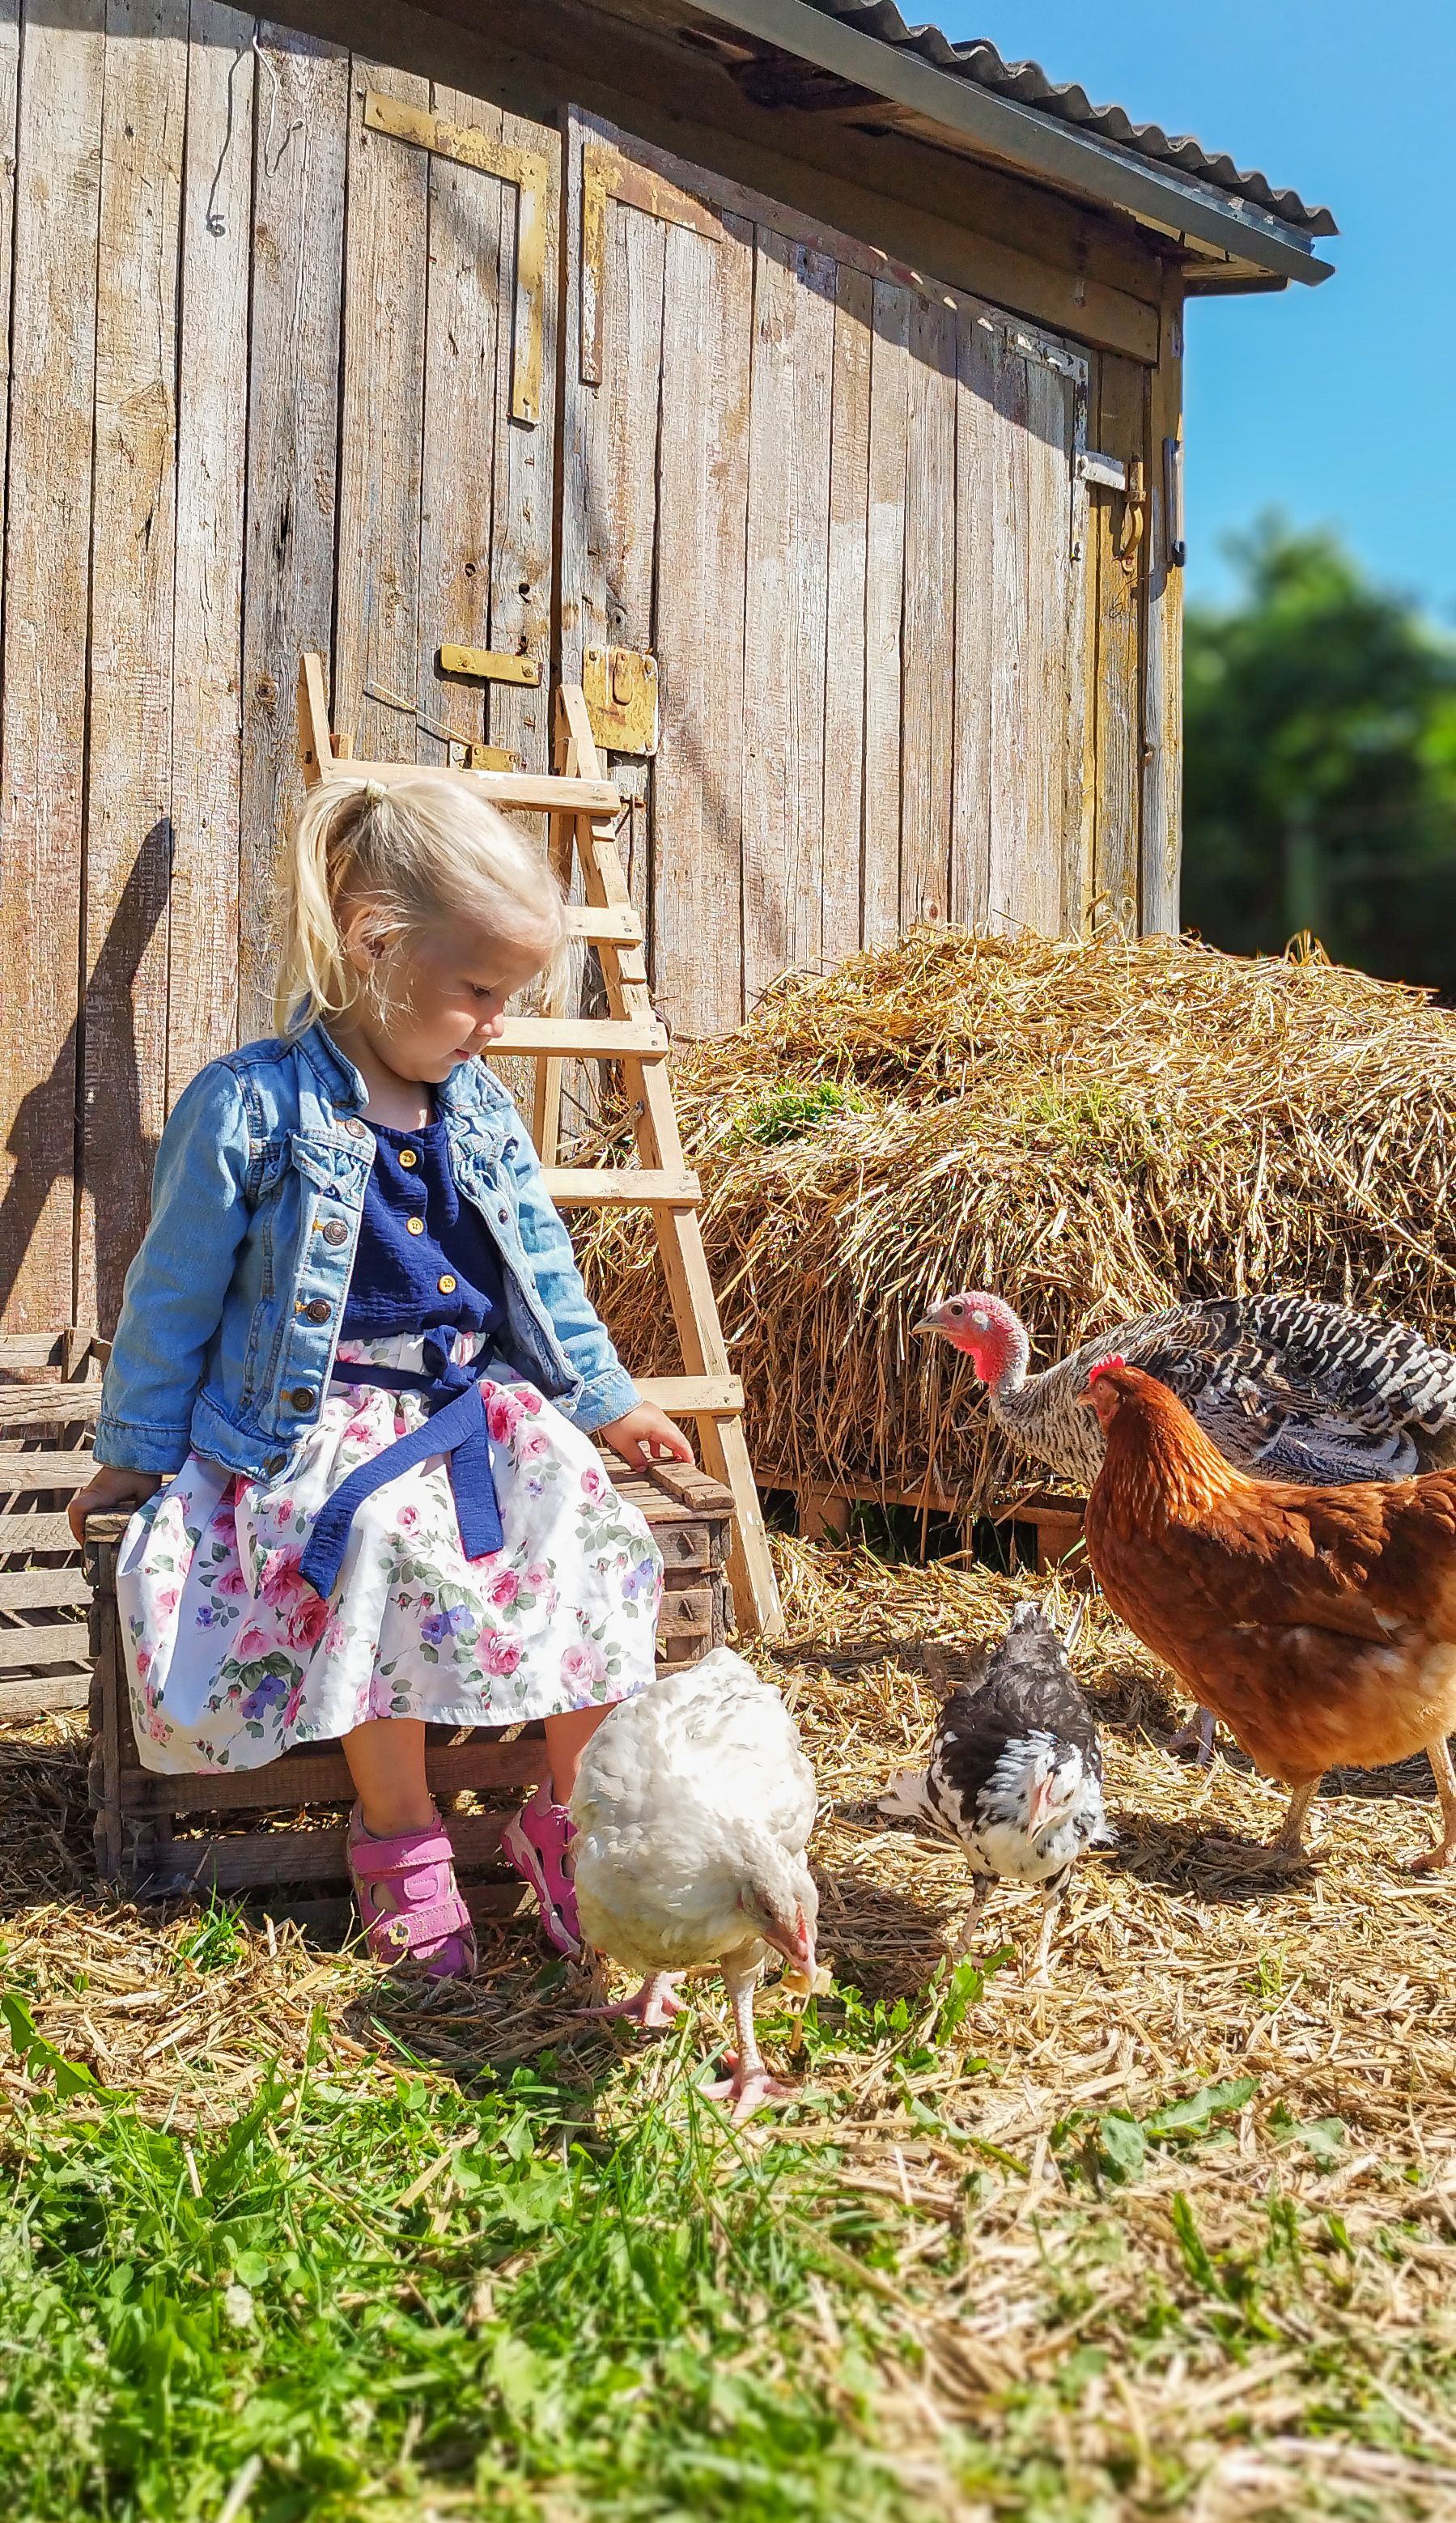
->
left=341, top=1116, right=512, bottom=1347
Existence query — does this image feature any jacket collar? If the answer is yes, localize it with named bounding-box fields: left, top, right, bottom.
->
left=296, top=1021, right=369, bottom=1114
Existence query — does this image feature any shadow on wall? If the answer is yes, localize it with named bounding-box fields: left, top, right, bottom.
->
left=0, top=822, right=170, bottom=1335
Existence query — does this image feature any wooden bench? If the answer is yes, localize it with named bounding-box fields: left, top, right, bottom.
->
left=82, top=1454, right=735, bottom=1920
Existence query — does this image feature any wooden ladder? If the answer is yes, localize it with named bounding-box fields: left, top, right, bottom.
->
left=297, top=656, right=782, bottom=1637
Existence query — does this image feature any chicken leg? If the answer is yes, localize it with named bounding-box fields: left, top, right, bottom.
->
left=1029, top=1887, right=1064, bottom=1980
left=949, top=1875, right=991, bottom=1960
left=1410, top=1735, right=1456, bottom=1873
left=1274, top=1778, right=1320, bottom=1857
left=701, top=1960, right=797, bottom=2126
left=584, top=1969, right=686, bottom=2028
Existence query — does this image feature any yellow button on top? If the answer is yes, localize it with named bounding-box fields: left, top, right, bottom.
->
left=398, top=1148, right=418, bottom=1168
left=406, top=1216, right=425, bottom=1235
left=438, top=1273, right=457, bottom=1295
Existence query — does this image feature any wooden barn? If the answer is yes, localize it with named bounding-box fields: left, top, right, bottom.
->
left=0, top=0, right=1334, bottom=1339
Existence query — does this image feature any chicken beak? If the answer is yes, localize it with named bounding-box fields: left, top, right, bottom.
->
left=1027, top=1770, right=1059, bottom=1835
left=911, top=1315, right=940, bottom=1336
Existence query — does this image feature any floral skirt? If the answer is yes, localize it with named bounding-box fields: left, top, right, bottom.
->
left=117, top=1333, right=663, bottom=1775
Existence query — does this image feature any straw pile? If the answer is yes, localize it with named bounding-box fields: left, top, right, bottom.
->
left=578, top=928, right=1456, bottom=1514
left=7, top=1540, right=1456, bottom=2512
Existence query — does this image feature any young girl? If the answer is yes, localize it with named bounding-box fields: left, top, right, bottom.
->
left=70, top=771, right=691, bottom=1978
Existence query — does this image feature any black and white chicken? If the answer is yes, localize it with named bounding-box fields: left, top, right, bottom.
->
left=569, top=1648, right=819, bottom=2125
left=917, top=1289, right=1456, bottom=1761
left=878, top=1601, right=1112, bottom=1973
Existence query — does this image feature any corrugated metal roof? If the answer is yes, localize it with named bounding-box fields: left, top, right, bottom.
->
left=798, top=0, right=1337, bottom=236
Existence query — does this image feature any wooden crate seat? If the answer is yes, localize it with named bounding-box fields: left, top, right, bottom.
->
left=82, top=1455, right=734, bottom=1915
left=0, top=1329, right=106, bottom=1722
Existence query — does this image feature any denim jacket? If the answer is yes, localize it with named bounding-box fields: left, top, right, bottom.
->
left=95, top=1023, right=639, bottom=1478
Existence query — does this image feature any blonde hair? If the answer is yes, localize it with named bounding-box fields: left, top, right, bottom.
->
left=273, top=771, right=574, bottom=1038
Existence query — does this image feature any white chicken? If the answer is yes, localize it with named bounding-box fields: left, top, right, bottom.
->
left=569, top=1648, right=819, bottom=2124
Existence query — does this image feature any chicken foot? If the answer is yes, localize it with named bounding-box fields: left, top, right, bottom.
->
left=1206, top=1776, right=1319, bottom=1867
left=1409, top=1736, right=1456, bottom=1874
left=701, top=1964, right=798, bottom=2126
left=1168, top=1705, right=1217, bottom=1766
left=584, top=1969, right=686, bottom=2028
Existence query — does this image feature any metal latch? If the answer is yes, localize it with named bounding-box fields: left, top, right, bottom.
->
left=1076, top=448, right=1127, bottom=491
left=583, top=646, right=660, bottom=757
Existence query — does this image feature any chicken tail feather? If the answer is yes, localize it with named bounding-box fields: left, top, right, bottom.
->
left=877, top=1769, right=946, bottom=1833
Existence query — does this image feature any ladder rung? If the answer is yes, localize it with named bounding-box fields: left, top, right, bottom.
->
left=563, top=907, right=643, bottom=944
left=635, top=1376, right=745, bottom=1417
left=490, top=1018, right=669, bottom=1057
left=545, top=1168, right=700, bottom=1206
left=316, top=762, right=623, bottom=817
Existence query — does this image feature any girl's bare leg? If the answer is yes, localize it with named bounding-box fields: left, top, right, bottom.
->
left=344, top=1717, right=435, bottom=1837
left=543, top=1703, right=614, bottom=1806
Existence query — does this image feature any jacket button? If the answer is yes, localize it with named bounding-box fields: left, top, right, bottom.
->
left=304, top=1299, right=331, bottom=1324
left=320, top=1218, right=348, bottom=1245
left=288, top=1386, right=317, bottom=1411
left=265, top=1454, right=286, bottom=1476
left=345, top=1117, right=368, bottom=1139
left=498, top=1207, right=508, bottom=1224
left=406, top=1216, right=425, bottom=1236
left=438, top=1273, right=457, bottom=1295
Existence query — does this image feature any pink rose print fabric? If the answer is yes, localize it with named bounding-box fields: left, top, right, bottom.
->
left=116, top=1332, right=663, bottom=1775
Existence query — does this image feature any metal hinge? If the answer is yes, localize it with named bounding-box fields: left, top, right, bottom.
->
left=1076, top=449, right=1127, bottom=492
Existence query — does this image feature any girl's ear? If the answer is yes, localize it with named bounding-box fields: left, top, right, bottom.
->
left=339, top=898, right=388, bottom=978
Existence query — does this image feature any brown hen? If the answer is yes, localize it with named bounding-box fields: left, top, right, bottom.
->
left=1080, top=1359, right=1456, bottom=1866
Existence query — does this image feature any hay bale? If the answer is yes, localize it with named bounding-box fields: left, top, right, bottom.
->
left=578, top=927, right=1456, bottom=1516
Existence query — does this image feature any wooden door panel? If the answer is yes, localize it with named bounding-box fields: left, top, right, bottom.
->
left=561, top=110, right=1093, bottom=1038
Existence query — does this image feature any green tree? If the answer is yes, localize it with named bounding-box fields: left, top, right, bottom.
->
left=1182, top=520, right=1456, bottom=994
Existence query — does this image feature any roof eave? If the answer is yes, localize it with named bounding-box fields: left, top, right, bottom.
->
left=691, top=0, right=1336, bottom=287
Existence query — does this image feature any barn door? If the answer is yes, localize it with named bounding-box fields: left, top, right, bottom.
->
left=329, top=69, right=559, bottom=778
left=559, top=109, right=1092, bottom=1039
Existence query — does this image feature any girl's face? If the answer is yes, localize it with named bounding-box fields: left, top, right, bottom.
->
left=347, top=912, right=554, bottom=1085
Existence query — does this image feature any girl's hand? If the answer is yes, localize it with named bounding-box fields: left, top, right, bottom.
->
left=597, top=1404, right=695, bottom=1472
left=68, top=1466, right=163, bottom=1546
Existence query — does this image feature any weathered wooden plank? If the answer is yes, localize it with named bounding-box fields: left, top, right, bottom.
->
left=0, top=0, right=22, bottom=628
left=334, top=55, right=431, bottom=767
left=0, top=1622, right=91, bottom=1672
left=0, top=1671, right=91, bottom=1720
left=0, top=1565, right=91, bottom=1612
left=1090, top=350, right=1146, bottom=932
left=949, top=300, right=995, bottom=928
left=415, top=80, right=504, bottom=767
left=741, top=228, right=835, bottom=1009
left=861, top=278, right=909, bottom=947
left=652, top=209, right=753, bottom=1034
left=167, top=1, right=254, bottom=1094
left=0, top=1383, right=100, bottom=1428
left=543, top=1168, right=701, bottom=1204
left=151, top=1809, right=510, bottom=1892
left=239, top=27, right=348, bottom=1037
left=899, top=288, right=957, bottom=929
left=0, top=1512, right=79, bottom=1552
left=987, top=327, right=1030, bottom=934
left=821, top=261, right=872, bottom=967
left=81, top=0, right=189, bottom=1332
left=0, top=2, right=105, bottom=1332
left=486, top=104, right=558, bottom=772
left=122, top=1735, right=547, bottom=1816
left=313, top=764, right=622, bottom=814
left=0, top=1451, right=96, bottom=1490
left=1141, top=284, right=1184, bottom=936
left=1023, top=349, right=1076, bottom=937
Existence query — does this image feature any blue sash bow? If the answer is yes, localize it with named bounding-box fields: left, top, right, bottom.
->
left=298, top=1336, right=503, bottom=1599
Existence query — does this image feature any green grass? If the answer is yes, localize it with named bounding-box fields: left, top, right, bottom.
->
left=0, top=1996, right=928, bottom=2523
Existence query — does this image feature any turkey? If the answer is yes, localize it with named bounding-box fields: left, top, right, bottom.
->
left=878, top=1601, right=1112, bottom=1975
left=569, top=1648, right=819, bottom=2126
left=915, top=1289, right=1456, bottom=1761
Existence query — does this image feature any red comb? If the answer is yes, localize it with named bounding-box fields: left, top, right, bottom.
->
left=1088, top=1354, right=1127, bottom=1383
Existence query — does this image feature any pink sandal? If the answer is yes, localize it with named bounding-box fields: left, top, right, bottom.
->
left=348, top=1803, right=478, bottom=1979
left=501, top=1786, right=580, bottom=1956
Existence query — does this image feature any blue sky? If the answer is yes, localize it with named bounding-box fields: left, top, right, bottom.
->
left=932, top=3, right=1454, bottom=623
